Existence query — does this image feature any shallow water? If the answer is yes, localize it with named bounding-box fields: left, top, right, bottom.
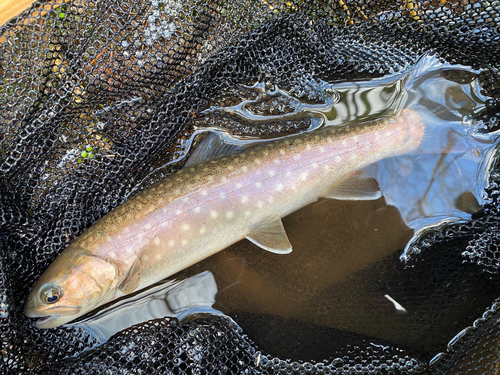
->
left=74, top=53, right=500, bottom=360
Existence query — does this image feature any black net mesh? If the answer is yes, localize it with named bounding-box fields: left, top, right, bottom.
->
left=2, top=0, right=500, bottom=373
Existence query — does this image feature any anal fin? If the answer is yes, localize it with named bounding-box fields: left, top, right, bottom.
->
left=321, top=174, right=382, bottom=201
left=246, top=214, right=292, bottom=254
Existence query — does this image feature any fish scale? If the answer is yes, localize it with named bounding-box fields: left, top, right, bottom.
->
left=25, top=109, right=424, bottom=328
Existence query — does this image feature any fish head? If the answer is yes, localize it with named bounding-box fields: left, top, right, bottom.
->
left=25, top=248, right=118, bottom=329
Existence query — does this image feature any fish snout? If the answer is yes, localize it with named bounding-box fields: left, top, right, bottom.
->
left=24, top=295, right=38, bottom=317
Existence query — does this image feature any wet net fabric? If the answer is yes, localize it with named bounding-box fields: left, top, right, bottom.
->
left=2, top=0, right=500, bottom=373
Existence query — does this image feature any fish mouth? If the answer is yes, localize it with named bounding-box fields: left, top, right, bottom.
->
left=26, top=306, right=82, bottom=329
left=34, top=315, right=61, bottom=329
left=32, top=311, right=81, bottom=329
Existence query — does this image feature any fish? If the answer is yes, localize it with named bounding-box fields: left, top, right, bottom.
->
left=24, top=109, right=424, bottom=328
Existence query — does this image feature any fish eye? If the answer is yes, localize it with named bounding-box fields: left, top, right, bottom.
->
left=39, top=284, right=63, bottom=304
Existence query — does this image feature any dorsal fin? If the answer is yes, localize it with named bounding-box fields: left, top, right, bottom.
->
left=185, top=132, right=249, bottom=167
left=246, top=214, right=292, bottom=254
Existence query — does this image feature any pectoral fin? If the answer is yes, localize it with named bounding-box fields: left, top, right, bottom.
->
left=322, top=175, right=382, bottom=201
left=246, top=214, right=292, bottom=254
left=118, top=257, right=142, bottom=294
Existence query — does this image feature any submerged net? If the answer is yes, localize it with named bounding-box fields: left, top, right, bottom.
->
left=2, top=0, right=500, bottom=373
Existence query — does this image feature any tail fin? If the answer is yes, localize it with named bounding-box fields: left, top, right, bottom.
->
left=396, top=51, right=498, bottom=155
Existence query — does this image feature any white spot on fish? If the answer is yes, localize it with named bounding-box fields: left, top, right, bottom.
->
left=255, top=182, right=262, bottom=188
left=257, top=201, right=263, bottom=208
left=275, top=183, right=284, bottom=191
left=200, top=226, right=206, bottom=234
left=300, top=172, right=308, bottom=181
left=323, top=165, right=330, bottom=171
left=268, top=170, right=276, bottom=177
left=201, top=190, right=208, bottom=196
left=175, top=209, right=182, bottom=215
left=154, top=238, right=161, bottom=245
left=181, top=239, right=188, bottom=246
left=211, top=210, right=218, bottom=218
left=227, top=165, right=234, bottom=171
left=236, top=183, right=243, bottom=189
left=221, top=176, right=228, bottom=183
left=219, top=192, right=226, bottom=199
left=320, top=147, right=325, bottom=153
left=334, top=156, right=341, bottom=162
left=106, top=236, right=113, bottom=243
left=226, top=211, right=234, bottom=219
left=274, top=159, right=280, bottom=164
left=245, top=210, right=251, bottom=217
left=286, top=171, right=291, bottom=177
left=183, top=197, right=189, bottom=203
left=279, top=149, right=285, bottom=155
left=168, top=240, right=175, bottom=247
left=293, top=155, right=300, bottom=161
left=312, top=163, right=318, bottom=169
left=341, top=140, right=347, bottom=146
left=241, top=195, right=249, bottom=203
left=242, top=166, right=248, bottom=172
left=268, top=196, right=274, bottom=203
left=182, top=224, right=190, bottom=231
left=327, top=137, right=333, bottom=143
left=255, top=158, right=261, bottom=164
left=194, top=207, right=201, bottom=214
left=306, top=144, right=312, bottom=150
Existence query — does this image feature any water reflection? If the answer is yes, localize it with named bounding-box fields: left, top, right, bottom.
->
left=73, top=271, right=220, bottom=343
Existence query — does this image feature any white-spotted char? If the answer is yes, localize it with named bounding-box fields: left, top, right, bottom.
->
left=25, top=110, right=424, bottom=328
